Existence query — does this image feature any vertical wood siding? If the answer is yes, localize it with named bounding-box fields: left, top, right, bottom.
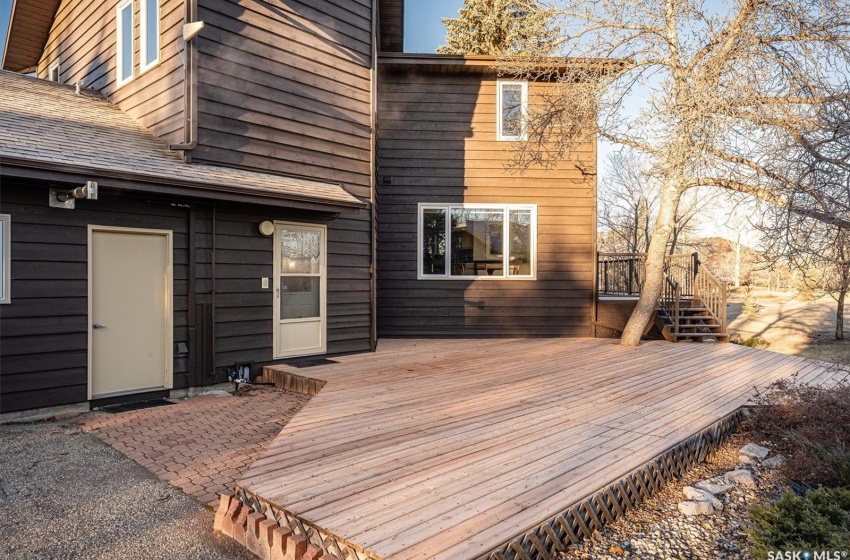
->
left=35, top=0, right=186, bottom=146
left=193, top=0, right=374, bottom=356
left=376, top=70, right=597, bottom=337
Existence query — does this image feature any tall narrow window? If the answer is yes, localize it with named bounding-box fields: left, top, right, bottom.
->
left=140, top=0, right=160, bottom=73
left=418, top=204, right=536, bottom=279
left=0, top=214, right=10, bottom=304
left=48, top=60, right=60, bottom=82
left=497, top=81, right=528, bottom=141
left=116, top=0, right=134, bottom=86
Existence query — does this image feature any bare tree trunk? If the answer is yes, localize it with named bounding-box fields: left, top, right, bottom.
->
left=621, top=181, right=682, bottom=346
left=837, top=261, right=849, bottom=340
left=734, top=234, right=742, bottom=287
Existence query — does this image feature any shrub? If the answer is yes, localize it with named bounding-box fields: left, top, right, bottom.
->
left=747, top=378, right=850, bottom=487
left=748, top=487, right=850, bottom=559
left=733, top=336, right=768, bottom=348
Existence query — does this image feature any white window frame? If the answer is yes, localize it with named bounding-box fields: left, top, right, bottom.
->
left=417, top=203, right=537, bottom=281
left=48, top=60, right=60, bottom=82
left=497, top=80, right=528, bottom=141
left=116, top=0, right=134, bottom=87
left=139, top=0, right=160, bottom=74
left=0, top=214, right=10, bottom=304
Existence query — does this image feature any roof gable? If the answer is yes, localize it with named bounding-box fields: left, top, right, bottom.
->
left=2, top=0, right=62, bottom=72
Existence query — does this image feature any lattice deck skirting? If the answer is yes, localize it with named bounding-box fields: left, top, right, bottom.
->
left=482, top=409, right=745, bottom=560
left=217, top=408, right=745, bottom=560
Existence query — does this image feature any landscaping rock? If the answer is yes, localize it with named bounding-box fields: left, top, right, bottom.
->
left=678, top=500, right=715, bottom=516
left=725, top=469, right=757, bottom=488
left=683, top=486, right=723, bottom=510
left=740, top=443, right=770, bottom=460
left=738, top=454, right=753, bottom=465
left=761, top=455, right=785, bottom=469
left=694, top=477, right=734, bottom=495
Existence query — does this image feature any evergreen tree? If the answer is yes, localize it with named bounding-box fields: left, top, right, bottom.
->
left=437, top=0, right=559, bottom=56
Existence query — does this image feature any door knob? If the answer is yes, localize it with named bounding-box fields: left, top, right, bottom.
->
left=92, top=322, right=106, bottom=329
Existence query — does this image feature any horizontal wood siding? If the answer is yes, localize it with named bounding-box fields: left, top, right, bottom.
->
left=35, top=0, right=185, bottom=146
left=378, top=0, right=403, bottom=52
left=194, top=0, right=373, bottom=198
left=193, top=0, right=375, bottom=355
left=0, top=180, right=371, bottom=413
left=376, top=70, right=597, bottom=337
left=0, top=181, right=190, bottom=412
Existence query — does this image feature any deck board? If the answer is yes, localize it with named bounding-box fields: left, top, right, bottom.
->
left=238, top=338, right=845, bottom=560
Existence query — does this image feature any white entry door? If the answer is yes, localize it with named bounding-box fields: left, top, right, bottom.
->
left=274, top=222, right=327, bottom=358
left=89, top=226, right=173, bottom=399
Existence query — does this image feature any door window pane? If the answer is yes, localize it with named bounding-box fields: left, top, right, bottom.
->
left=422, top=208, right=446, bottom=275
left=509, top=209, right=532, bottom=276
left=281, top=277, right=320, bottom=320
left=281, top=229, right=321, bottom=274
left=450, top=208, right=504, bottom=276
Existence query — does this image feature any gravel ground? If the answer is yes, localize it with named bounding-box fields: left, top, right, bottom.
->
left=0, top=420, right=253, bottom=560
left=560, top=433, right=784, bottom=560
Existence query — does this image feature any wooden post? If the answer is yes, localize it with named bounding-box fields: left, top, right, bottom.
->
left=674, top=284, right=681, bottom=337
left=721, top=280, right=728, bottom=337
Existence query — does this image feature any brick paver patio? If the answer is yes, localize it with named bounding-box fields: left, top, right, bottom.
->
left=78, top=388, right=308, bottom=507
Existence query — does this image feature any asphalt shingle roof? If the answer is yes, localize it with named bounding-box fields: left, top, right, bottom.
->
left=0, top=70, right=365, bottom=209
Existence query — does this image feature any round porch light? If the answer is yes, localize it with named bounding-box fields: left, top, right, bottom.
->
left=259, top=221, right=274, bottom=236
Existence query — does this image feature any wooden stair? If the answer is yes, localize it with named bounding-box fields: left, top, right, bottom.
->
left=656, top=298, right=729, bottom=342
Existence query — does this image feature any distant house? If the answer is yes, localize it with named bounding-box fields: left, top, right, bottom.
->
left=0, top=0, right=600, bottom=415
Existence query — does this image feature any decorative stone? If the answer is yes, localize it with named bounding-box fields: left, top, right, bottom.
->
left=678, top=500, right=715, bottom=516
left=740, top=443, right=770, bottom=460
left=725, top=469, right=757, bottom=488
left=761, top=455, right=785, bottom=469
left=683, top=487, right=723, bottom=510
left=694, top=478, right=734, bottom=496
left=738, top=454, right=754, bottom=465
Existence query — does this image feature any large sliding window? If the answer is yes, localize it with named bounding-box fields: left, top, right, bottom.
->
left=116, top=0, right=134, bottom=86
left=418, top=204, right=536, bottom=280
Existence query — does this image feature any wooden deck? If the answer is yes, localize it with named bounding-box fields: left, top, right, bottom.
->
left=236, top=339, right=845, bottom=560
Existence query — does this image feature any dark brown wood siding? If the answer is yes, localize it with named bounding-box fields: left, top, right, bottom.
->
left=192, top=0, right=375, bottom=356
left=0, top=179, right=369, bottom=413
left=35, top=0, right=186, bottom=146
left=379, top=0, right=403, bottom=52
left=376, top=69, right=596, bottom=337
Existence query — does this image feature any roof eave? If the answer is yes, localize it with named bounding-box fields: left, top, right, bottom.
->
left=0, top=159, right=368, bottom=214
left=2, top=0, right=62, bottom=72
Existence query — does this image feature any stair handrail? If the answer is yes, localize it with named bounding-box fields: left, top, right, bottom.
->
left=659, top=271, right=681, bottom=336
left=693, top=264, right=728, bottom=338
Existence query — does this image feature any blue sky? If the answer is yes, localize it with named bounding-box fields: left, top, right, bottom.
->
left=0, top=0, right=11, bottom=59
left=405, top=0, right=465, bottom=52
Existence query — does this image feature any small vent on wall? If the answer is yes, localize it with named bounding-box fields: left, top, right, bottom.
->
left=381, top=176, right=394, bottom=186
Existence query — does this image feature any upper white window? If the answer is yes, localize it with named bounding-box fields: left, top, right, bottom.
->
left=48, top=60, right=60, bottom=82
left=140, top=0, right=160, bottom=73
left=497, top=81, right=528, bottom=141
left=418, top=204, right=537, bottom=280
left=0, top=214, right=10, bottom=304
left=116, top=0, right=134, bottom=86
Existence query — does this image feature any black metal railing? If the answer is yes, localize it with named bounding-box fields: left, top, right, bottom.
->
left=597, top=252, right=700, bottom=297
